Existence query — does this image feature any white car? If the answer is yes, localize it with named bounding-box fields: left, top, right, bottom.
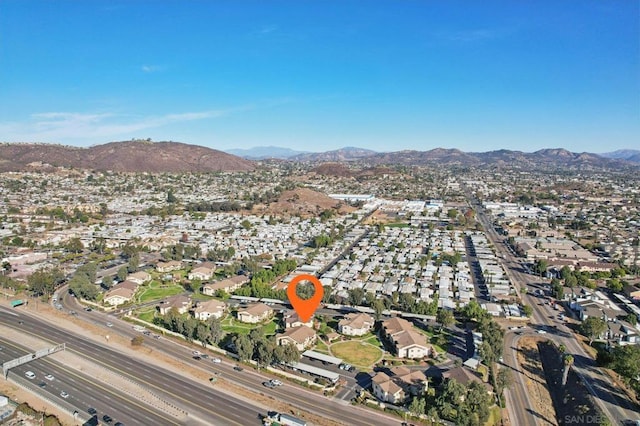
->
left=60, top=391, right=69, bottom=399
left=211, top=358, right=221, bottom=364
left=537, top=330, right=547, bottom=334
left=270, top=379, right=283, bottom=386
left=106, top=322, right=113, bottom=327
left=44, top=374, right=54, bottom=381
left=25, top=371, right=35, bottom=379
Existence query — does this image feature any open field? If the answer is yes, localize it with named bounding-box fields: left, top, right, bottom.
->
left=137, top=281, right=185, bottom=303
left=331, top=341, right=382, bottom=368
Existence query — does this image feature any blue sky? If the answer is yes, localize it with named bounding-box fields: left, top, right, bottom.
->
left=0, top=1, right=638, bottom=153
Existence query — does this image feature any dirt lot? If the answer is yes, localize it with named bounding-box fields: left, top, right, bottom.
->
left=538, top=340, right=604, bottom=426
left=516, top=336, right=558, bottom=426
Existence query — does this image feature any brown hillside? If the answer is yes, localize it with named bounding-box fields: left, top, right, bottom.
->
left=0, top=141, right=254, bottom=173
left=253, top=187, right=354, bottom=217
left=311, top=163, right=354, bottom=178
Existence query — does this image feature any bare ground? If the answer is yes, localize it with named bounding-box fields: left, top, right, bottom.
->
left=516, top=336, right=558, bottom=426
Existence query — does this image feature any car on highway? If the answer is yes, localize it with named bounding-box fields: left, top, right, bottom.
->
left=60, top=391, right=69, bottom=399
left=84, top=307, right=92, bottom=312
left=114, top=422, right=125, bottom=426
left=233, top=365, right=243, bottom=371
left=25, top=371, right=35, bottom=379
left=211, top=358, right=221, bottom=363
left=103, top=414, right=113, bottom=423
left=87, top=407, right=97, bottom=415
left=38, top=382, right=46, bottom=388
left=270, top=379, right=283, bottom=386
left=537, top=330, right=547, bottom=334
left=106, top=322, right=113, bottom=327
left=193, top=355, right=202, bottom=360
left=192, top=350, right=201, bottom=356
left=262, top=381, right=276, bottom=388
left=44, top=374, right=54, bottom=381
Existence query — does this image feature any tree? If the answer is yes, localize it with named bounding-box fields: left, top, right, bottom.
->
left=562, top=354, right=574, bottom=387
left=580, top=316, right=607, bottom=344
left=496, top=368, right=513, bottom=400
left=533, top=259, right=549, bottom=277
left=240, top=219, right=252, bottom=230
left=606, top=278, right=623, bottom=293
left=195, top=323, right=210, bottom=346
left=117, top=266, right=128, bottom=282
left=66, top=237, right=84, bottom=253
left=447, top=209, right=458, bottom=219
left=127, top=253, right=140, bottom=273
left=281, top=343, right=300, bottom=364
left=436, top=308, right=455, bottom=331
left=521, top=305, right=533, bottom=317
left=565, top=274, right=578, bottom=288
left=372, top=299, right=385, bottom=320
left=101, top=275, right=114, bottom=290
left=255, top=340, right=275, bottom=367
left=348, top=288, right=365, bottom=306
left=624, top=313, right=638, bottom=326
left=233, top=334, right=254, bottom=361
left=408, top=396, right=426, bottom=418
left=207, top=317, right=223, bottom=344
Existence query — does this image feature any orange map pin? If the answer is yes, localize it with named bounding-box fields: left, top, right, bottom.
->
left=287, top=274, right=324, bottom=323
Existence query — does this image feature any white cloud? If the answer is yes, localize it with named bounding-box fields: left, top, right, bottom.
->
left=141, top=64, right=164, bottom=73
left=0, top=108, right=239, bottom=144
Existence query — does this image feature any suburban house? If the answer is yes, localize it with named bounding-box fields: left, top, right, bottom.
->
left=156, top=260, right=182, bottom=273
left=606, top=321, right=639, bottom=346
left=193, top=299, right=226, bottom=321
left=127, top=271, right=151, bottom=285
left=283, top=311, right=314, bottom=329
left=442, top=366, right=493, bottom=393
left=104, top=286, right=135, bottom=306
left=201, top=275, right=249, bottom=296
left=371, top=366, right=428, bottom=404
left=236, top=303, right=273, bottom=324
left=276, top=326, right=317, bottom=351
left=338, top=312, right=375, bottom=336
left=188, top=262, right=216, bottom=280
left=381, top=317, right=433, bottom=359
left=623, top=284, right=640, bottom=301
left=159, top=294, right=192, bottom=315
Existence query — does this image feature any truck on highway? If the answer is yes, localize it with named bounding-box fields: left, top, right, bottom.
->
left=263, top=412, right=306, bottom=426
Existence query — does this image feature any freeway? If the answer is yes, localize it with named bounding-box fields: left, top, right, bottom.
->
left=9, top=300, right=402, bottom=426
left=470, top=194, right=639, bottom=424
left=0, top=307, right=262, bottom=426
left=0, top=336, right=178, bottom=425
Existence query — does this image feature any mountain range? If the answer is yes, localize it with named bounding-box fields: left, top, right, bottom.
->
left=0, top=141, right=637, bottom=173
left=0, top=140, right=254, bottom=173
left=600, top=149, right=640, bottom=163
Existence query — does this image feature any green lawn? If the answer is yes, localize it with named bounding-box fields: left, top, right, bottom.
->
left=484, top=405, right=502, bottom=426
left=331, top=341, right=382, bottom=368
left=137, top=308, right=157, bottom=323
left=314, top=339, right=330, bottom=354
left=221, top=316, right=279, bottom=336
left=364, top=335, right=383, bottom=348
left=137, top=281, right=185, bottom=303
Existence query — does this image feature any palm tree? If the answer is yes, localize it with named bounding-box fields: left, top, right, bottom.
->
left=562, top=354, right=574, bottom=387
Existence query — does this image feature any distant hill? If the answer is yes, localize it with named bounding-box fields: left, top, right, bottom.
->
left=350, top=147, right=635, bottom=169
left=251, top=187, right=354, bottom=217
left=0, top=141, right=254, bottom=172
left=225, top=146, right=309, bottom=160
left=600, top=149, right=640, bottom=163
left=291, top=147, right=377, bottom=162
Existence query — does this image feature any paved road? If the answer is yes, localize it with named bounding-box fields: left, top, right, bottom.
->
left=471, top=194, right=640, bottom=425
left=0, top=336, right=178, bottom=425
left=11, top=299, right=404, bottom=426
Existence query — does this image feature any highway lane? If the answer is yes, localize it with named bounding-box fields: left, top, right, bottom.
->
left=0, top=309, right=261, bottom=426
left=472, top=200, right=639, bottom=424
left=59, top=292, right=401, bottom=425
left=0, top=337, right=179, bottom=425
left=3, top=306, right=403, bottom=426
